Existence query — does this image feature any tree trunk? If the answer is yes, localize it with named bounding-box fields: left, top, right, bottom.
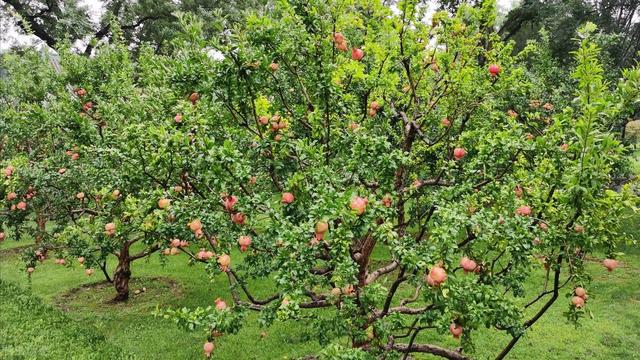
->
left=112, top=242, right=132, bottom=301
left=35, top=214, right=46, bottom=244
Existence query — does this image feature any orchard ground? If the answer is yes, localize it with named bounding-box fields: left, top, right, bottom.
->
left=1, top=212, right=639, bottom=360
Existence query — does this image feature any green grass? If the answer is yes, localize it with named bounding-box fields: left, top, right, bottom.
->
left=0, top=278, right=130, bottom=359
left=1, top=214, right=639, bottom=360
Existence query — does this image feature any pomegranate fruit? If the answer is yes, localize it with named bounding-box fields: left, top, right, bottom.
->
left=281, top=192, right=295, bottom=204
left=571, top=296, right=585, bottom=308
left=603, top=258, right=618, bottom=272
left=515, top=205, right=532, bottom=216
left=453, top=147, right=466, bottom=160
left=218, top=254, right=231, bottom=271
left=488, top=64, right=501, bottom=76
left=231, top=212, right=246, bottom=225
left=449, top=323, right=463, bottom=338
left=350, top=196, right=367, bottom=215
left=238, top=235, right=252, bottom=252
left=158, top=198, right=171, bottom=209
left=351, top=47, right=364, bottom=61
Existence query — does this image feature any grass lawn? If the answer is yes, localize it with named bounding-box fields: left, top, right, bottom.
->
left=1, top=212, right=639, bottom=359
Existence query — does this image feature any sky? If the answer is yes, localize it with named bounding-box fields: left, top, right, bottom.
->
left=0, top=0, right=519, bottom=52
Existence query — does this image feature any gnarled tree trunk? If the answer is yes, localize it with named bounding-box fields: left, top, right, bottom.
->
left=112, top=242, right=132, bottom=301
left=35, top=214, right=46, bottom=244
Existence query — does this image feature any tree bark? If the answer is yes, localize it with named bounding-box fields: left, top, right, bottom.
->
left=35, top=214, right=46, bottom=244
left=112, top=242, right=132, bottom=301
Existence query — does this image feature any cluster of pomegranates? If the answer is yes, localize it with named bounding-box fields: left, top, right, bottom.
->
left=222, top=194, right=247, bottom=226
left=571, top=287, right=588, bottom=308
left=65, top=146, right=80, bottom=161
left=367, top=101, right=381, bottom=117
left=196, top=248, right=215, bottom=260
left=164, top=239, right=189, bottom=256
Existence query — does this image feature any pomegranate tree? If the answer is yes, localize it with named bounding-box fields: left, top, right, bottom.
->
left=1, top=0, right=638, bottom=358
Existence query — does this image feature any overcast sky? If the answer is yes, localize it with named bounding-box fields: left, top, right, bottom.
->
left=0, top=0, right=519, bottom=51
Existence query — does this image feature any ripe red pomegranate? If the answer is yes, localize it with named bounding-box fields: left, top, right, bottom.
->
left=3, top=165, right=14, bottom=177
left=163, top=248, right=171, bottom=256
left=197, top=249, right=207, bottom=260
left=460, top=257, right=477, bottom=273
left=0, top=232, right=5, bottom=241
left=27, top=267, right=35, bottom=274
left=58, top=168, right=66, bottom=174
left=269, top=62, right=279, bottom=71
left=158, top=198, right=171, bottom=209
left=603, top=258, right=618, bottom=272
left=238, top=235, right=252, bottom=252
left=574, top=287, right=586, bottom=298
left=368, top=108, right=377, bottom=117
left=539, top=222, right=548, bottom=231
left=453, top=147, right=466, bottom=160
left=333, top=32, right=345, bottom=43
left=174, top=113, right=182, bottom=123
left=350, top=196, right=367, bottom=215
left=351, top=48, right=364, bottom=61
left=215, top=297, right=228, bottom=311
left=259, top=115, right=269, bottom=125
left=83, top=102, right=93, bottom=111
left=488, top=64, right=501, bottom=76
left=369, top=101, right=380, bottom=111
left=441, top=118, right=451, bottom=127
left=6, top=192, right=17, bottom=200
left=515, top=205, right=532, bottom=216
left=170, top=239, right=182, bottom=248
left=427, top=266, right=447, bottom=286
left=222, top=195, right=238, bottom=211
left=71, top=153, right=80, bottom=160
left=336, top=41, right=348, bottom=52
left=194, top=229, right=204, bottom=239
left=85, top=268, right=94, bottom=276
left=315, top=221, right=329, bottom=234
left=16, top=201, right=27, bottom=210
left=112, top=189, right=120, bottom=198
left=78, top=256, right=85, bottom=265
left=218, top=254, right=231, bottom=271
left=203, top=341, right=215, bottom=358
left=231, top=212, right=246, bottom=225
left=189, top=92, right=199, bottom=104
left=282, top=192, right=295, bottom=204
left=75, top=88, right=87, bottom=97
left=76, top=192, right=85, bottom=200
left=571, top=296, right=585, bottom=308
left=560, top=143, right=569, bottom=151
left=449, top=323, right=463, bottom=338
left=189, top=219, right=202, bottom=232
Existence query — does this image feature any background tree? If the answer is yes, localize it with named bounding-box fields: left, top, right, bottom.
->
left=0, top=0, right=266, bottom=55
left=498, top=0, right=640, bottom=70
